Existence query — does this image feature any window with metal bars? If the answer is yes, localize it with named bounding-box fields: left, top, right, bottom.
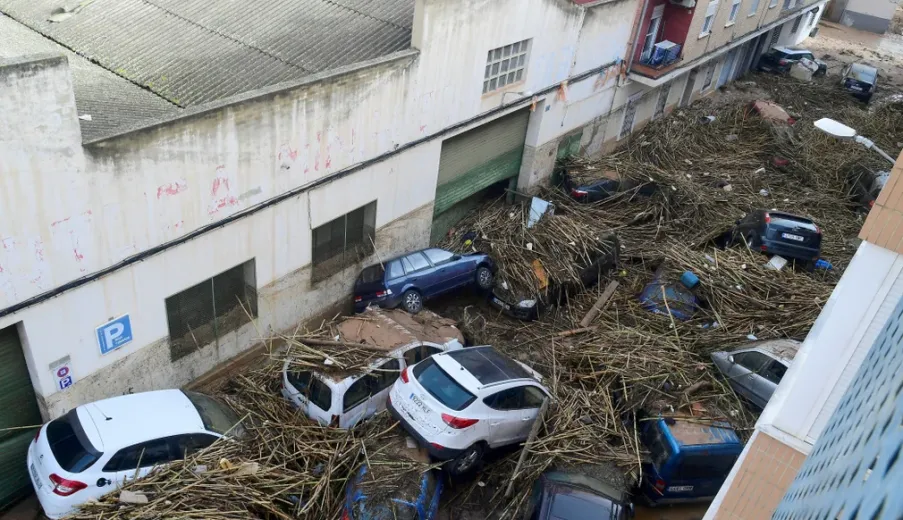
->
left=483, top=40, right=530, bottom=94
left=311, top=201, right=377, bottom=282
left=166, top=259, right=257, bottom=362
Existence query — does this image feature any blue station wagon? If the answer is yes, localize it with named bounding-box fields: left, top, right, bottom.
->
left=354, top=248, right=494, bottom=314
left=638, top=417, right=742, bottom=505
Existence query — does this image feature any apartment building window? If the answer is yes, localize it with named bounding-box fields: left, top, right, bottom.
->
left=769, top=0, right=778, bottom=8
left=727, top=0, right=742, bottom=24
left=791, top=15, right=803, bottom=33
left=311, top=201, right=377, bottom=281
left=748, top=0, right=760, bottom=16
left=701, top=0, right=719, bottom=36
left=653, top=82, right=672, bottom=120
left=619, top=93, right=643, bottom=140
left=782, top=0, right=795, bottom=10
left=483, top=40, right=530, bottom=94
left=166, top=260, right=258, bottom=362
left=641, top=5, right=666, bottom=62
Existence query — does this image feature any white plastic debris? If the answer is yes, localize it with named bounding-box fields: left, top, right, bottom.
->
left=478, top=481, right=487, bottom=488
left=759, top=188, right=769, bottom=196
left=78, top=114, right=93, bottom=121
left=234, top=462, right=260, bottom=476
left=119, top=490, right=149, bottom=504
left=323, top=357, right=335, bottom=366
left=741, top=264, right=747, bottom=269
left=747, top=334, right=758, bottom=340
left=526, top=242, right=533, bottom=251
left=723, top=184, right=733, bottom=192
left=671, top=185, right=677, bottom=191
left=764, top=255, right=788, bottom=271
left=754, top=168, right=765, bottom=175
left=405, top=436, right=417, bottom=449
left=501, top=280, right=509, bottom=290
left=193, top=465, right=208, bottom=474
left=704, top=254, right=716, bottom=264
left=527, top=197, right=554, bottom=228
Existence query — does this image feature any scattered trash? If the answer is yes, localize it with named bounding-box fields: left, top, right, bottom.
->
left=78, top=114, right=93, bottom=121
left=526, top=242, right=533, bottom=251
left=680, top=271, right=700, bottom=289
left=119, top=490, right=148, bottom=504
left=527, top=197, right=554, bottom=228
left=764, top=255, right=788, bottom=271
left=773, top=157, right=790, bottom=167
left=722, top=184, right=733, bottom=192
left=532, top=259, right=549, bottom=289
left=700, top=115, right=716, bottom=124
left=759, top=188, right=769, bottom=197
left=704, top=254, right=716, bottom=264
left=747, top=334, right=758, bottom=341
left=234, top=462, right=260, bottom=476
left=815, top=259, right=833, bottom=270
left=754, top=167, right=765, bottom=175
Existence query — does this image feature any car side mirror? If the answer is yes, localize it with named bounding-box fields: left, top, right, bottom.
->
left=451, top=255, right=461, bottom=261
left=728, top=355, right=735, bottom=364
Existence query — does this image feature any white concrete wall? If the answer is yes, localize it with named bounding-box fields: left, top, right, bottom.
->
left=846, top=0, right=898, bottom=19
left=0, top=0, right=644, bottom=416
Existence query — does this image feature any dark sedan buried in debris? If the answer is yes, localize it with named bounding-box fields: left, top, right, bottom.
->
left=757, top=46, right=826, bottom=76
left=354, top=248, right=494, bottom=314
left=732, top=210, right=822, bottom=269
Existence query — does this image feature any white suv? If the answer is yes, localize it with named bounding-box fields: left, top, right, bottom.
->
left=281, top=308, right=463, bottom=428
left=387, top=346, right=549, bottom=475
left=27, top=390, right=243, bottom=519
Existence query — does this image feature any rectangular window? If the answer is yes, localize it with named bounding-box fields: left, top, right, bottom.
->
left=727, top=0, right=741, bottom=24
left=619, top=93, right=642, bottom=140
left=483, top=39, right=530, bottom=94
left=702, top=64, right=716, bottom=90
left=791, top=15, right=803, bottom=33
left=701, top=0, right=719, bottom=36
left=748, top=0, right=760, bottom=15
left=654, top=82, right=672, bottom=120
left=782, top=0, right=795, bottom=10
left=311, top=201, right=377, bottom=281
left=166, top=259, right=258, bottom=362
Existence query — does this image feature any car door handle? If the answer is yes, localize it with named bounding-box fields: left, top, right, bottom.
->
left=522, top=417, right=532, bottom=421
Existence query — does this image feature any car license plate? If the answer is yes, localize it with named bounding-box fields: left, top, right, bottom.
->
left=30, top=463, right=42, bottom=490
left=850, top=85, right=862, bottom=91
left=410, top=393, right=431, bottom=416
left=492, top=297, right=511, bottom=310
left=668, top=485, right=693, bottom=492
left=782, top=233, right=804, bottom=242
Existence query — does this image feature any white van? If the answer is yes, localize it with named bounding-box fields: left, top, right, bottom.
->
left=281, top=308, right=464, bottom=428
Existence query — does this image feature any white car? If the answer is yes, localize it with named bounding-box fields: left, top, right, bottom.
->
left=27, top=390, right=243, bottom=519
left=281, top=308, right=464, bottom=428
left=387, top=346, right=550, bottom=475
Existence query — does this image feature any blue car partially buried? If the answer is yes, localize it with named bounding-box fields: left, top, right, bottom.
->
left=342, top=464, right=443, bottom=520
left=353, top=248, right=495, bottom=314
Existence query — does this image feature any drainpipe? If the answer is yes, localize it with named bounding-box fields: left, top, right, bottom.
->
left=625, top=0, right=654, bottom=73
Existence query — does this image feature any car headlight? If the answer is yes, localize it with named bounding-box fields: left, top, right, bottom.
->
left=517, top=299, right=537, bottom=309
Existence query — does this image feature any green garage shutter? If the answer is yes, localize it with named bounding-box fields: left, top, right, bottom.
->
left=432, top=109, right=530, bottom=239
left=0, top=326, right=42, bottom=509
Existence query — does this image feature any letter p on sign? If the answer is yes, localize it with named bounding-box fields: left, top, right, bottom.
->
left=96, top=315, right=134, bottom=355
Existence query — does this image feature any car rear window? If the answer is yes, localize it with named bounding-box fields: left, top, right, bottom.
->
left=357, top=265, right=385, bottom=285
left=183, top=391, right=245, bottom=437
left=769, top=213, right=818, bottom=232
left=287, top=370, right=333, bottom=412
left=46, top=410, right=102, bottom=473
left=413, top=358, right=476, bottom=411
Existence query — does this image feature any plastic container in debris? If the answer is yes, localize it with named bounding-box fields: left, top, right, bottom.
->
left=815, top=259, right=833, bottom=270
left=680, top=271, right=700, bottom=289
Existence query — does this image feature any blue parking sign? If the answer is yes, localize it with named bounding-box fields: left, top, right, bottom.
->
left=96, top=315, right=133, bottom=355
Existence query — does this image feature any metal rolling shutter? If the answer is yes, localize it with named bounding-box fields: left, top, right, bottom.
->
left=433, top=109, right=530, bottom=218
left=0, top=326, right=42, bottom=508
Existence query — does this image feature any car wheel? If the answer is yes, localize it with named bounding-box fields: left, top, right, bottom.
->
left=475, top=266, right=494, bottom=290
left=446, top=444, right=483, bottom=476
left=401, top=290, right=422, bottom=314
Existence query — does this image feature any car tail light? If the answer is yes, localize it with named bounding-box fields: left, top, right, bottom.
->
left=764, top=212, right=771, bottom=223
left=653, top=478, right=666, bottom=494
left=375, top=290, right=387, bottom=298
left=778, top=59, right=788, bottom=66
left=869, top=200, right=875, bottom=208
left=354, top=296, right=362, bottom=303
left=400, top=367, right=410, bottom=384
left=760, top=244, right=768, bottom=252
left=329, top=415, right=340, bottom=427
left=441, top=413, right=479, bottom=429
left=571, top=188, right=588, bottom=198
left=33, top=427, right=40, bottom=444
left=49, top=474, right=87, bottom=496
left=342, top=509, right=351, bottom=520
left=430, top=442, right=446, bottom=451
left=815, top=225, right=822, bottom=235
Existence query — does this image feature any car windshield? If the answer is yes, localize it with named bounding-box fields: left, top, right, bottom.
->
left=769, top=213, right=818, bottom=231
left=770, top=49, right=790, bottom=59
left=549, top=489, right=623, bottom=520
left=644, top=421, right=673, bottom=470
left=287, top=370, right=333, bottom=412
left=356, top=265, right=385, bottom=285
left=183, top=391, right=246, bottom=437
left=850, top=64, right=877, bottom=83
left=46, top=410, right=102, bottom=473
left=413, top=358, right=476, bottom=411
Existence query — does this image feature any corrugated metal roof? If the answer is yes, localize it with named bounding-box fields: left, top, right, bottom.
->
left=0, top=0, right=414, bottom=127
left=0, top=13, right=180, bottom=142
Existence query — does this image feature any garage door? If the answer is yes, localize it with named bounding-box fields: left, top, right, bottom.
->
left=431, top=109, right=530, bottom=241
left=0, top=325, right=42, bottom=508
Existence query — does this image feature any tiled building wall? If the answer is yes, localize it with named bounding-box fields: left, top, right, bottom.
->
left=859, top=151, right=903, bottom=253
left=713, top=431, right=806, bottom=520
